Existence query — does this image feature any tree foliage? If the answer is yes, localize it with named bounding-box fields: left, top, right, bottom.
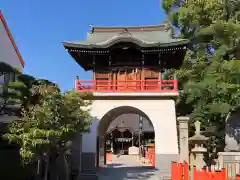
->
left=162, top=0, right=240, bottom=160
left=2, top=74, right=92, bottom=164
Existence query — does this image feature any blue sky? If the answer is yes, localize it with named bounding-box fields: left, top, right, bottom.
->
left=1, top=0, right=166, bottom=92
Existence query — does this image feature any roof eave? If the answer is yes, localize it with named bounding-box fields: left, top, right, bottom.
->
left=62, top=40, right=190, bottom=50
left=62, top=46, right=91, bottom=71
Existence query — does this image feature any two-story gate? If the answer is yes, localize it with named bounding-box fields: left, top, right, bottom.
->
left=63, top=23, right=189, bottom=179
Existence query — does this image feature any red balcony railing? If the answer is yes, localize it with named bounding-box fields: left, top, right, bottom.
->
left=75, top=79, right=178, bottom=93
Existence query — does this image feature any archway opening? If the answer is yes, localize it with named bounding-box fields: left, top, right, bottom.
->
left=97, top=106, right=155, bottom=167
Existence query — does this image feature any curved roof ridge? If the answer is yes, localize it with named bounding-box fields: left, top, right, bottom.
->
left=90, top=24, right=167, bottom=33
left=90, top=24, right=166, bottom=29
left=95, top=32, right=156, bottom=46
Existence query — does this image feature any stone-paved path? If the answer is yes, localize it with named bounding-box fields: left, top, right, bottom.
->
left=98, top=155, right=160, bottom=180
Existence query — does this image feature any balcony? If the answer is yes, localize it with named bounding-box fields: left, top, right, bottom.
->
left=75, top=79, right=178, bottom=96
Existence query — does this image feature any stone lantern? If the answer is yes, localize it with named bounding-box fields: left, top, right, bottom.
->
left=189, top=121, right=208, bottom=170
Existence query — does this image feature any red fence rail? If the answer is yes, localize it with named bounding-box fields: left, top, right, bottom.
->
left=171, top=162, right=240, bottom=180
left=75, top=79, right=178, bottom=93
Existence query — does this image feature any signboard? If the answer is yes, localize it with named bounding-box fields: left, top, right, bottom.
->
left=115, top=138, right=132, bottom=142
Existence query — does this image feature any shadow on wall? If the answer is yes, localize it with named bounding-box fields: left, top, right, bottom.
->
left=98, top=166, right=158, bottom=180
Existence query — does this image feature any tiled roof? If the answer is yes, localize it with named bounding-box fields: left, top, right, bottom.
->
left=107, top=114, right=154, bottom=133
left=63, top=24, right=189, bottom=49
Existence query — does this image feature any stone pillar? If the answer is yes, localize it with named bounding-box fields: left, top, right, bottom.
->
left=177, top=116, right=189, bottom=163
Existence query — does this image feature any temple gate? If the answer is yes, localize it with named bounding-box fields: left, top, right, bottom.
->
left=63, top=23, right=189, bottom=179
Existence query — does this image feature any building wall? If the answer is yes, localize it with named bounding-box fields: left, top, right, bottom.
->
left=79, top=98, right=179, bottom=177
left=0, top=11, right=24, bottom=124
left=0, top=12, right=23, bottom=71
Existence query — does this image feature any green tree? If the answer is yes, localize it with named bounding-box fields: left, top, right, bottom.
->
left=162, top=0, right=240, bottom=161
left=0, top=72, right=49, bottom=179
left=1, top=73, right=92, bottom=179
left=4, top=83, right=92, bottom=163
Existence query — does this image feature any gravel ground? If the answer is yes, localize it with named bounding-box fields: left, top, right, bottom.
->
left=98, top=155, right=161, bottom=180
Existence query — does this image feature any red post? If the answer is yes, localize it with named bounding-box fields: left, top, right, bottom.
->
left=106, top=152, right=112, bottom=163
left=183, top=162, right=189, bottom=180
left=221, top=168, right=227, bottom=180
left=152, top=153, right=155, bottom=166
left=179, top=163, right=184, bottom=180
left=75, top=76, right=79, bottom=91
left=141, top=80, right=144, bottom=90
left=193, top=167, right=198, bottom=180
left=171, top=162, right=180, bottom=180
left=149, top=153, right=152, bottom=165
left=159, top=79, right=162, bottom=90
left=173, top=79, right=178, bottom=92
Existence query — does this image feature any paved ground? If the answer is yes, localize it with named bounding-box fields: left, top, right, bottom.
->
left=98, top=155, right=160, bottom=180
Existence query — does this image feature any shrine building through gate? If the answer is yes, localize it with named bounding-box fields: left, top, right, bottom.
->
left=63, top=23, right=189, bottom=178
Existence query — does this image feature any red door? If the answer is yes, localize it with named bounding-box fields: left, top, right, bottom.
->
left=126, top=69, right=137, bottom=91
left=117, top=70, right=126, bottom=91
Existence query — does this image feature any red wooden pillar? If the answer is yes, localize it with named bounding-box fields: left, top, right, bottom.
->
left=75, top=76, right=79, bottom=91
left=173, top=79, right=178, bottom=91
left=183, top=162, right=189, bottom=180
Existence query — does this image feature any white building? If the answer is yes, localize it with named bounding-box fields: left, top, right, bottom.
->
left=0, top=10, right=24, bottom=123
left=0, top=10, right=24, bottom=85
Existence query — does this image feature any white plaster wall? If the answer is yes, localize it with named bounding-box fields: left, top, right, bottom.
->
left=0, top=19, right=23, bottom=71
left=81, top=99, right=179, bottom=155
